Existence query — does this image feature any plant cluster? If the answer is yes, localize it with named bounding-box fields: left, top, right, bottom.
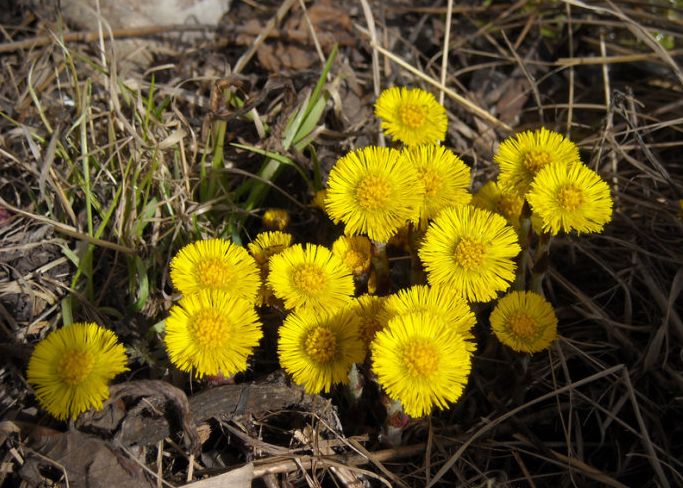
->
left=26, top=86, right=614, bottom=425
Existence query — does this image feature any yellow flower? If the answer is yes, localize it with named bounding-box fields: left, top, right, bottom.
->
left=494, top=127, right=581, bottom=196
left=325, top=146, right=424, bottom=242
left=310, top=189, right=327, bottom=210
left=490, top=291, right=558, bottom=353
left=165, top=290, right=262, bottom=378
left=472, top=180, right=524, bottom=229
left=268, top=243, right=354, bottom=314
left=374, top=86, right=447, bottom=146
left=402, top=145, right=471, bottom=222
left=332, top=235, right=373, bottom=276
left=278, top=309, right=365, bottom=393
left=527, top=162, right=613, bottom=235
left=170, top=239, right=260, bottom=302
left=381, top=285, right=476, bottom=348
left=372, top=312, right=472, bottom=417
left=248, top=231, right=293, bottom=266
left=262, top=208, right=290, bottom=231
left=27, top=322, right=128, bottom=420
left=418, top=205, right=521, bottom=302
left=346, top=294, right=387, bottom=349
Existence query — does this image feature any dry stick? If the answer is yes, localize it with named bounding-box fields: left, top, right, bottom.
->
left=0, top=197, right=135, bottom=254
left=562, top=0, right=683, bottom=87
left=565, top=2, right=575, bottom=134
left=370, top=42, right=512, bottom=132
left=599, top=31, right=620, bottom=202
left=621, top=370, right=670, bottom=487
left=426, top=364, right=625, bottom=487
left=501, top=30, right=543, bottom=125
left=359, top=0, right=385, bottom=146
left=438, top=0, right=454, bottom=106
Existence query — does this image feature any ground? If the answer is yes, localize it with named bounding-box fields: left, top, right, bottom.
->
left=0, top=0, right=682, bottom=487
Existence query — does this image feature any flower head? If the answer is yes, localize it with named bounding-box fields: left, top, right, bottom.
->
left=490, top=291, right=558, bottom=353
left=381, top=285, right=476, bottom=348
left=325, top=146, right=424, bottom=242
left=279, top=309, right=365, bottom=393
left=527, top=162, right=613, bottom=235
left=374, top=87, right=447, bottom=146
left=165, top=290, right=262, bottom=378
left=170, top=239, right=260, bottom=302
left=262, top=208, right=290, bottom=231
left=494, top=127, right=581, bottom=196
left=27, top=323, right=128, bottom=420
left=418, top=205, right=521, bottom=302
left=332, top=235, right=373, bottom=276
left=248, top=231, right=293, bottom=266
left=347, top=294, right=387, bottom=350
left=402, top=145, right=471, bottom=222
left=268, top=243, right=354, bottom=314
left=372, top=312, right=472, bottom=417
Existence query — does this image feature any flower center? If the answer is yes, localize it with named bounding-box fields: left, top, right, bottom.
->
left=403, top=339, right=439, bottom=378
left=419, top=168, right=442, bottom=198
left=293, top=264, right=326, bottom=295
left=57, top=350, right=95, bottom=386
left=399, top=103, right=427, bottom=129
left=454, top=238, right=486, bottom=270
left=304, top=327, right=337, bottom=363
left=355, top=175, right=391, bottom=210
left=359, top=318, right=383, bottom=344
left=195, top=258, right=231, bottom=289
left=189, top=309, right=230, bottom=349
left=558, top=184, right=584, bottom=211
left=343, top=250, right=366, bottom=273
left=522, top=150, right=552, bottom=174
left=508, top=312, right=538, bottom=338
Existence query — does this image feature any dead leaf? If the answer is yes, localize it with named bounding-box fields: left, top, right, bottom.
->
left=182, top=462, right=254, bottom=488
left=20, top=429, right=152, bottom=488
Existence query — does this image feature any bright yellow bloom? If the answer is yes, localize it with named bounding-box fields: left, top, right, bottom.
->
left=381, top=285, right=476, bottom=348
left=262, top=208, right=290, bottom=231
left=402, top=145, right=471, bottom=222
left=347, top=294, right=387, bottom=349
left=332, top=235, right=372, bottom=276
left=170, top=239, right=260, bottom=302
left=527, top=162, right=613, bottom=235
left=268, top=243, right=354, bottom=314
left=278, top=309, right=365, bottom=393
left=374, top=86, right=447, bottom=146
left=165, top=290, right=262, bottom=378
left=372, top=312, right=472, bottom=417
left=494, top=127, right=581, bottom=196
left=325, top=146, right=424, bottom=242
left=27, top=323, right=128, bottom=420
left=490, top=291, right=558, bottom=353
left=418, top=205, right=521, bottom=302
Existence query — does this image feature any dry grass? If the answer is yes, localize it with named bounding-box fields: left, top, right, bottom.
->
left=1, top=0, right=682, bottom=486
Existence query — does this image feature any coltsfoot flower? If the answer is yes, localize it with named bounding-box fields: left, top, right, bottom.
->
left=527, top=162, right=613, bottom=235
left=372, top=312, right=472, bottom=417
left=170, top=238, right=260, bottom=302
left=402, top=144, right=472, bottom=223
left=418, top=205, right=521, bottom=302
left=490, top=291, right=558, bottom=353
left=165, top=290, right=263, bottom=378
left=332, top=235, right=372, bottom=276
left=325, top=146, right=424, bottom=242
left=268, top=243, right=354, bottom=314
left=278, top=309, right=365, bottom=393
left=374, top=86, right=448, bottom=146
left=494, top=127, right=581, bottom=196
left=27, top=322, right=128, bottom=420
